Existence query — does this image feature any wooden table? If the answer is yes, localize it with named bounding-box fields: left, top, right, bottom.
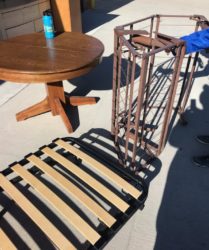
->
left=0, top=32, right=104, bottom=132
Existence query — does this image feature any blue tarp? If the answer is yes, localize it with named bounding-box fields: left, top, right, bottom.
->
left=180, top=28, right=209, bottom=54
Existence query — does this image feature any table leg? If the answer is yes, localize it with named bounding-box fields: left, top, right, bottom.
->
left=46, top=82, right=66, bottom=116
left=68, top=96, right=98, bottom=106
left=15, top=81, right=98, bottom=133
left=54, top=98, right=73, bottom=133
left=16, top=97, right=50, bottom=121
left=46, top=81, right=73, bottom=133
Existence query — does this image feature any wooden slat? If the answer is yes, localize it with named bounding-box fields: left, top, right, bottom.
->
left=42, top=147, right=129, bottom=212
left=55, top=139, right=141, bottom=199
left=12, top=164, right=100, bottom=245
left=0, top=229, right=16, bottom=250
left=28, top=155, right=116, bottom=227
left=0, top=174, right=75, bottom=250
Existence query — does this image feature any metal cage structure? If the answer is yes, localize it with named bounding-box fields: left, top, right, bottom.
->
left=111, top=14, right=208, bottom=170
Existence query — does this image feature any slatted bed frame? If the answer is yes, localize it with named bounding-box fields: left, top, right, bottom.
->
left=0, top=137, right=147, bottom=249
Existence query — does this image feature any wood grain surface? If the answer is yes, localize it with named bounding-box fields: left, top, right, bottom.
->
left=0, top=32, right=104, bottom=83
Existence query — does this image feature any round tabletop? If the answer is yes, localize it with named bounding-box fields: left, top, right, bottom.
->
left=0, top=32, right=104, bottom=83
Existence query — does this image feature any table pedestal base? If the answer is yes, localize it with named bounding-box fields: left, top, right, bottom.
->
left=16, top=82, right=97, bottom=133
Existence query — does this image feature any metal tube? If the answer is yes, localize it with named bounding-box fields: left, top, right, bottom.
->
left=158, top=45, right=186, bottom=153
left=114, top=37, right=123, bottom=143
left=178, top=20, right=200, bottom=115
left=111, top=30, right=119, bottom=135
left=121, top=15, right=156, bottom=28
left=124, top=51, right=132, bottom=122
left=124, top=55, right=137, bottom=161
left=131, top=56, right=149, bottom=163
left=180, top=52, right=199, bottom=113
left=112, top=15, right=207, bottom=168
left=177, top=54, right=192, bottom=111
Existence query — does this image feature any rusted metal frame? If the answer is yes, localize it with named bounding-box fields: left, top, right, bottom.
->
left=147, top=59, right=175, bottom=108
left=178, top=17, right=208, bottom=113
left=114, top=29, right=140, bottom=55
left=155, top=15, right=161, bottom=36
left=145, top=82, right=171, bottom=137
left=115, top=36, right=138, bottom=166
left=133, top=20, right=176, bottom=162
left=177, top=54, right=192, bottom=111
left=124, top=55, right=137, bottom=161
left=158, top=44, right=186, bottom=154
left=158, top=46, right=184, bottom=153
left=141, top=16, right=176, bottom=157
left=115, top=34, right=140, bottom=137
left=146, top=15, right=157, bottom=69
left=157, top=37, right=173, bottom=47
left=190, top=15, right=208, bottom=22
left=120, top=15, right=156, bottom=29
left=157, top=33, right=183, bottom=47
left=139, top=16, right=156, bottom=136
left=123, top=50, right=132, bottom=125
left=111, top=30, right=118, bottom=135
left=112, top=15, right=208, bottom=168
left=111, top=30, right=121, bottom=138
left=145, top=43, right=179, bottom=57
left=146, top=89, right=170, bottom=156
left=120, top=36, right=139, bottom=57
left=177, top=20, right=200, bottom=115
left=148, top=81, right=172, bottom=124
left=149, top=16, right=155, bottom=40
left=144, top=70, right=173, bottom=156
left=142, top=17, right=156, bottom=116
left=116, top=29, right=149, bottom=36
left=129, top=23, right=134, bottom=43
left=146, top=58, right=175, bottom=117
left=158, top=14, right=195, bottom=18
left=120, top=14, right=207, bottom=31
left=145, top=16, right=160, bottom=112
left=180, top=51, right=199, bottom=114
left=131, top=55, right=149, bottom=164
left=114, top=38, right=124, bottom=145
left=148, top=105, right=176, bottom=110
left=143, top=16, right=170, bottom=114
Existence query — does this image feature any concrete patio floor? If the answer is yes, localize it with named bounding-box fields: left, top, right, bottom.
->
left=1, top=0, right=209, bottom=249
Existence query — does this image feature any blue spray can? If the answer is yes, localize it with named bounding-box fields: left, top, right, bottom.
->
left=42, top=9, right=55, bottom=39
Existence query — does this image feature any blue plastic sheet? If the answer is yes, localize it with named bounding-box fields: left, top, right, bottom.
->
left=180, top=28, right=209, bottom=54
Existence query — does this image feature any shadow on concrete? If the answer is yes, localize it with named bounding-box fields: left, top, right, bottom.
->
left=193, top=50, right=209, bottom=79
left=79, top=128, right=162, bottom=187
left=82, top=10, right=118, bottom=33
left=68, top=54, right=141, bottom=96
left=91, top=0, right=133, bottom=13
left=82, top=0, right=133, bottom=33
left=64, top=55, right=114, bottom=132
left=154, top=84, right=209, bottom=250
left=65, top=49, right=140, bottom=132
left=68, top=55, right=114, bottom=96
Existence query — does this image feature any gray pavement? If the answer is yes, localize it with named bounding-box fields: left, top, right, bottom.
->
left=1, top=0, right=209, bottom=249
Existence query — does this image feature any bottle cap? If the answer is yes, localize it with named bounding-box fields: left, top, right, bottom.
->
left=43, top=9, right=52, bottom=16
